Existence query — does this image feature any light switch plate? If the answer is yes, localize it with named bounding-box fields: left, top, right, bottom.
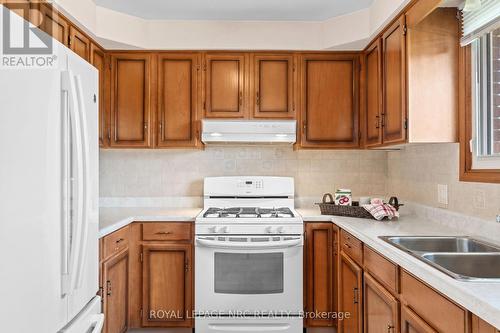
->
left=437, top=184, right=448, bottom=207
left=473, top=189, right=486, bottom=209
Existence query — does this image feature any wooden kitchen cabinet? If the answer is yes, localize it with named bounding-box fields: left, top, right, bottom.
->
left=339, top=251, right=363, bottom=333
left=109, top=53, right=153, bottom=148
left=471, top=315, right=500, bottom=333
left=300, top=54, right=360, bottom=148
left=142, top=243, right=193, bottom=327
left=69, top=26, right=90, bottom=61
left=381, top=16, right=407, bottom=145
left=203, top=53, right=248, bottom=118
left=39, top=3, right=70, bottom=46
left=90, top=43, right=108, bottom=148
left=304, top=223, right=337, bottom=327
left=156, top=53, right=200, bottom=148
left=364, top=272, right=399, bottom=333
left=102, top=248, right=129, bottom=333
left=364, top=39, right=383, bottom=147
left=401, top=305, right=437, bottom=333
left=252, top=54, right=296, bottom=119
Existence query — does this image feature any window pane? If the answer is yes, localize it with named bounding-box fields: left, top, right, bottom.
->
left=493, top=28, right=500, bottom=154
left=214, top=252, right=284, bottom=294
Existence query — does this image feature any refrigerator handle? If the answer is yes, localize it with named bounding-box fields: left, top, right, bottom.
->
left=74, top=74, right=91, bottom=289
left=89, top=314, right=105, bottom=333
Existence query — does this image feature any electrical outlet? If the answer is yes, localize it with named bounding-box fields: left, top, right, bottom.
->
left=437, top=184, right=448, bottom=207
left=473, top=189, right=486, bottom=209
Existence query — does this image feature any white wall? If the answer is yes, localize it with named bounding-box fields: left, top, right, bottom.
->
left=54, top=0, right=414, bottom=50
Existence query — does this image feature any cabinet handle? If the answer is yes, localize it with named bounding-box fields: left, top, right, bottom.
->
left=239, top=91, right=243, bottom=106
left=256, top=91, right=260, bottom=106
left=115, top=238, right=124, bottom=244
left=144, top=122, right=148, bottom=130
left=344, top=243, right=352, bottom=249
left=353, top=287, right=359, bottom=304
left=375, top=115, right=380, bottom=129
left=156, top=231, right=171, bottom=235
left=387, top=324, right=394, bottom=332
left=106, top=280, right=112, bottom=296
left=381, top=113, right=385, bottom=127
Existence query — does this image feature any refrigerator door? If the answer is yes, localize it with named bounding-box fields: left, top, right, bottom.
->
left=0, top=17, right=69, bottom=333
left=60, top=296, right=104, bottom=333
left=64, top=49, right=100, bottom=322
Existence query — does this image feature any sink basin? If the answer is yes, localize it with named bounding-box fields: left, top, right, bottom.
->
left=381, top=236, right=500, bottom=253
left=421, top=253, right=500, bottom=281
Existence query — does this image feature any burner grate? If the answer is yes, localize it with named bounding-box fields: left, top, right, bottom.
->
left=203, top=207, right=294, bottom=218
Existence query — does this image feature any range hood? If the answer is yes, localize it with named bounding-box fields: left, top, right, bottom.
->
left=201, top=119, right=296, bottom=144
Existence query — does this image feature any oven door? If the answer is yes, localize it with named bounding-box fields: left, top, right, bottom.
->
left=195, top=235, right=303, bottom=314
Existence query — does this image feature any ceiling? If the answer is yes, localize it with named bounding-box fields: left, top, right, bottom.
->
left=93, top=0, right=375, bottom=21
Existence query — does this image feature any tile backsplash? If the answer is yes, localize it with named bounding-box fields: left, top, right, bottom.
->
left=387, top=143, right=500, bottom=220
left=100, top=147, right=388, bottom=207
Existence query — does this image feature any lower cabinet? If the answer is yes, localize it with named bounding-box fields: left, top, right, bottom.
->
left=141, top=243, right=193, bottom=328
left=339, top=251, right=363, bottom=333
left=363, top=272, right=399, bottom=333
left=401, top=305, right=437, bottom=333
left=472, top=315, right=500, bottom=333
left=102, top=248, right=129, bottom=333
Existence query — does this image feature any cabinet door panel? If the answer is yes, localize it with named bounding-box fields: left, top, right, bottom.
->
left=364, top=272, right=399, bottom=333
left=69, top=26, right=90, bottom=61
left=204, top=53, right=247, bottom=118
left=142, top=244, right=192, bottom=327
left=253, top=54, right=295, bottom=118
left=304, top=223, right=336, bottom=327
left=39, top=3, right=69, bottom=46
left=382, top=16, right=407, bottom=144
left=90, top=44, right=108, bottom=147
left=301, top=54, right=359, bottom=148
left=103, top=249, right=129, bottom=333
left=110, top=53, right=152, bottom=147
left=401, top=305, right=437, bottom=333
left=157, top=53, right=199, bottom=148
left=471, top=315, right=499, bottom=333
left=339, top=252, right=362, bottom=333
left=365, top=39, right=383, bottom=147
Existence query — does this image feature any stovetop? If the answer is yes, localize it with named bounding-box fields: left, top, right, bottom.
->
left=203, top=207, right=295, bottom=218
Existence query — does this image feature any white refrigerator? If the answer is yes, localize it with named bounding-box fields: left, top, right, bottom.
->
left=0, top=5, right=103, bottom=333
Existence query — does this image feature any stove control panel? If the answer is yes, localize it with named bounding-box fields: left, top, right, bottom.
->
left=237, top=179, right=264, bottom=189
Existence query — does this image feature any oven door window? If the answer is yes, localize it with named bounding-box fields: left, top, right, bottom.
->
left=214, top=252, right=284, bottom=294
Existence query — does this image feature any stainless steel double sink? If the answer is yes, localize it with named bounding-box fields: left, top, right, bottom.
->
left=380, top=236, right=500, bottom=281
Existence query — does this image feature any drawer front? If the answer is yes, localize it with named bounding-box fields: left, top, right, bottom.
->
left=363, top=246, right=399, bottom=294
left=340, top=229, right=363, bottom=264
left=103, top=225, right=130, bottom=259
left=401, top=270, right=467, bottom=333
left=142, top=222, right=192, bottom=241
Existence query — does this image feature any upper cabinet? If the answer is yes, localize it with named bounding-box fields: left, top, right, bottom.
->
left=90, top=43, right=108, bottom=148
left=156, top=53, right=201, bottom=148
left=252, top=54, right=296, bottom=119
left=39, top=3, right=69, bottom=46
left=69, top=26, right=91, bottom=61
left=300, top=54, right=360, bottom=149
left=382, top=16, right=407, bottom=146
left=203, top=53, right=248, bottom=118
left=365, top=40, right=383, bottom=147
left=109, top=53, right=153, bottom=148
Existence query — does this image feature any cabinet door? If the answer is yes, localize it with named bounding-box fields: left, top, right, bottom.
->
left=471, top=315, right=499, bottom=333
left=401, top=305, right=437, bottom=333
left=90, top=43, right=108, bottom=147
left=301, top=54, right=360, bottom=148
left=69, top=26, right=90, bottom=61
left=142, top=243, right=193, bottom=328
left=252, top=54, right=295, bottom=118
left=339, top=252, right=362, bottom=333
left=110, top=53, right=152, bottom=148
left=382, top=16, right=407, bottom=145
left=365, top=39, right=383, bottom=147
left=4, top=1, right=30, bottom=21
left=364, top=272, right=399, bottom=333
left=204, top=53, right=247, bottom=118
left=39, top=3, right=69, bottom=46
left=157, top=53, right=200, bottom=148
left=304, top=223, right=336, bottom=327
left=102, top=249, right=129, bottom=333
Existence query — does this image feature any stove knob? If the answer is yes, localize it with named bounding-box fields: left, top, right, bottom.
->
left=265, top=226, right=273, bottom=234
left=277, top=226, right=285, bottom=234
left=208, top=226, right=217, bottom=233
left=219, top=226, right=228, bottom=233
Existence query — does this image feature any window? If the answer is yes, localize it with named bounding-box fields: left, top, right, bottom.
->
left=471, top=27, right=500, bottom=169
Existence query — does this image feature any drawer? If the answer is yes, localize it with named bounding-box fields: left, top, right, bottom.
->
left=340, top=230, right=363, bottom=264
left=103, top=225, right=130, bottom=260
left=401, top=270, right=467, bottom=333
left=142, top=222, right=192, bottom=241
left=363, top=246, right=399, bottom=294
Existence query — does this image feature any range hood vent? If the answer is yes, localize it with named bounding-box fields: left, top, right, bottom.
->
left=201, top=120, right=297, bottom=145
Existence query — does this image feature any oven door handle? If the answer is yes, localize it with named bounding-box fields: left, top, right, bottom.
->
left=196, top=238, right=302, bottom=249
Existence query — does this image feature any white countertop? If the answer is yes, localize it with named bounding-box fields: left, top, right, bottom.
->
left=99, top=207, right=202, bottom=237
left=99, top=205, right=500, bottom=328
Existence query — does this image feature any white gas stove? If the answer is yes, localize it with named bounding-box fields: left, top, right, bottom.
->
left=195, top=177, right=304, bottom=333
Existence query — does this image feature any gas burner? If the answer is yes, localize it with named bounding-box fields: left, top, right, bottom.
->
left=203, top=207, right=295, bottom=218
